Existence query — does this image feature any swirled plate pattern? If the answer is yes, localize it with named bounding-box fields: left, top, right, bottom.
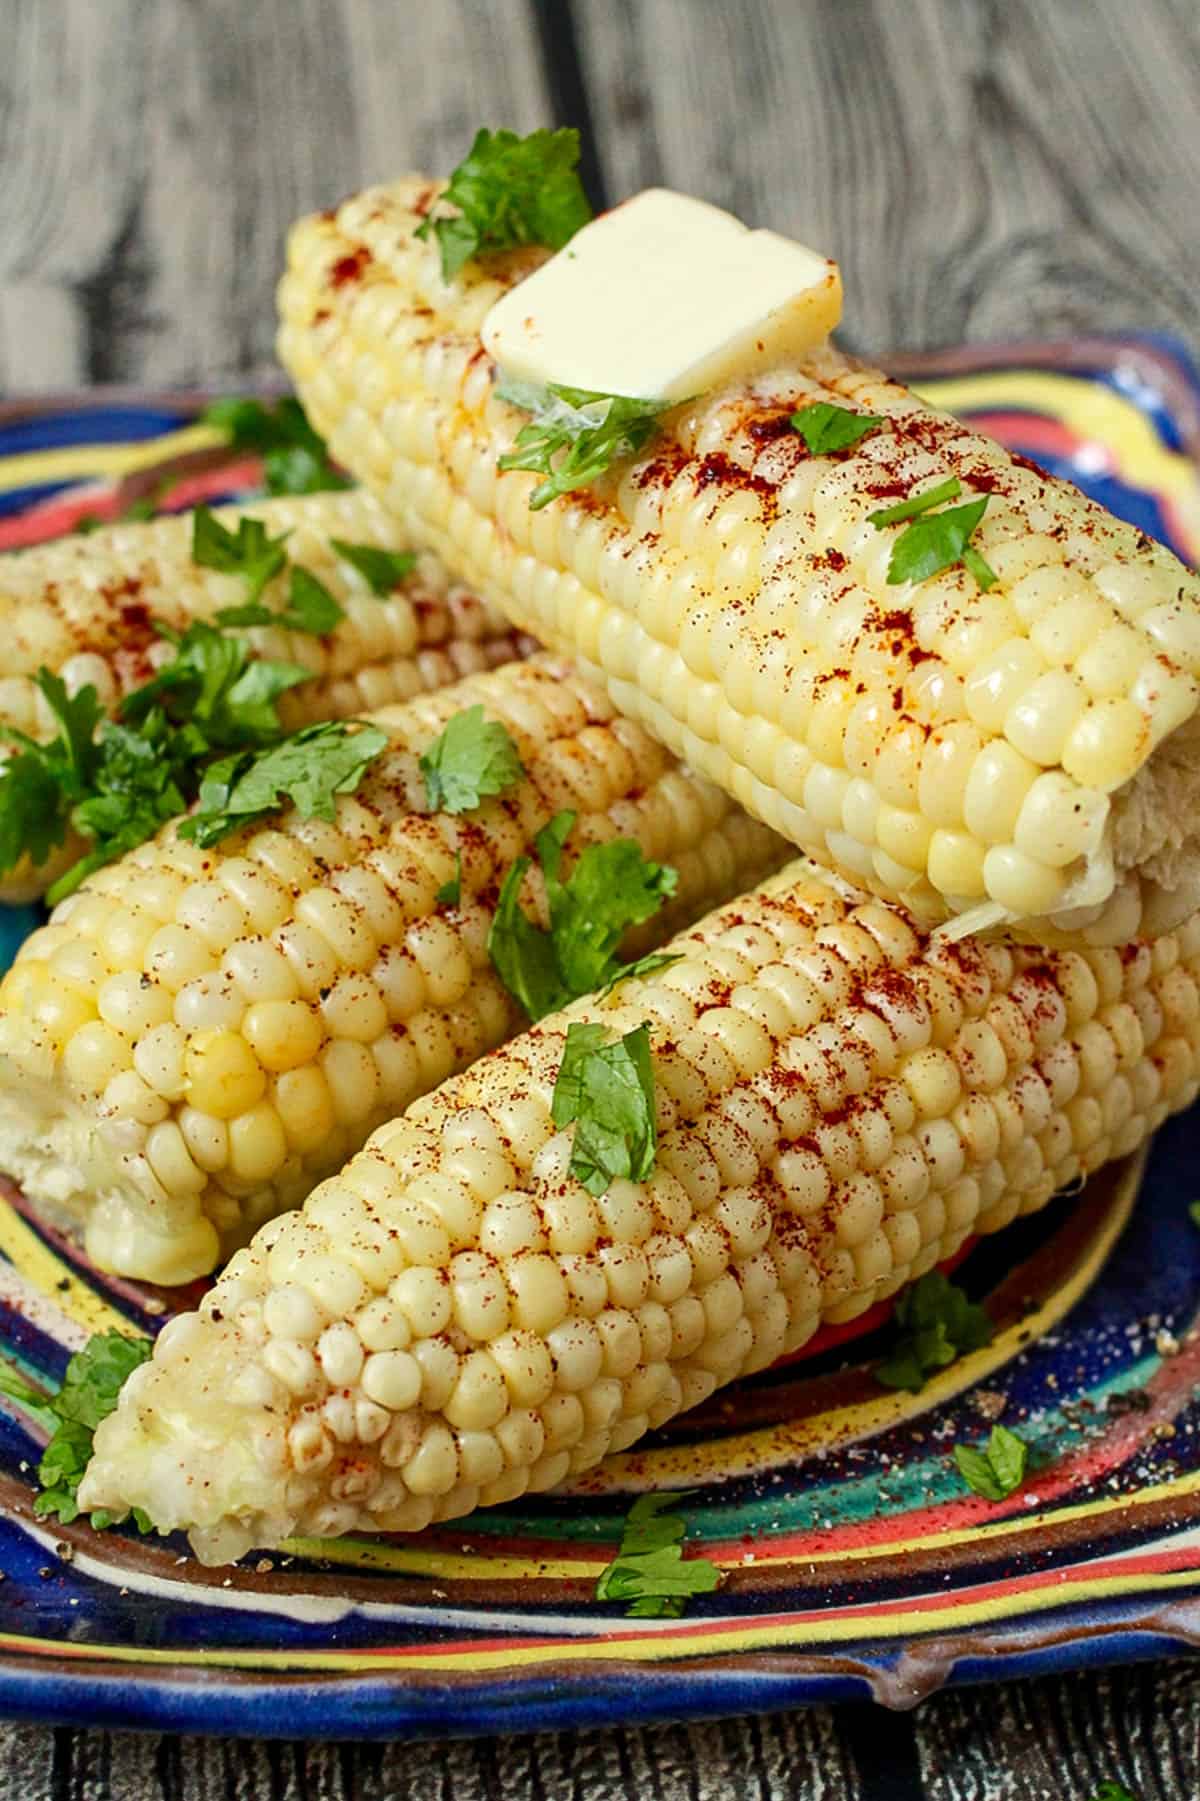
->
left=0, top=335, right=1197, bottom=1736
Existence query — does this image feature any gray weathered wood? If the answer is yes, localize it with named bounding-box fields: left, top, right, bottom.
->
left=0, top=0, right=1197, bottom=1793
left=575, top=0, right=1200, bottom=355
left=0, top=0, right=550, bottom=392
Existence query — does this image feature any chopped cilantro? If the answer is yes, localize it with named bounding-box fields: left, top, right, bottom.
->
left=791, top=402, right=883, bottom=455
left=217, top=566, right=344, bottom=636
left=191, top=506, right=289, bottom=606
left=416, top=127, right=591, bottom=282
left=201, top=396, right=350, bottom=496
left=497, top=380, right=668, bottom=509
left=868, top=476, right=963, bottom=527
left=551, top=1019, right=657, bottom=1196
left=596, top=949, right=683, bottom=999
left=875, top=1272, right=993, bottom=1393
left=0, top=1332, right=151, bottom=1529
left=180, top=720, right=389, bottom=849
left=121, top=620, right=309, bottom=749
left=488, top=809, right=677, bottom=1020
left=330, top=539, right=417, bottom=596
left=435, top=848, right=463, bottom=908
left=1090, top=1784, right=1139, bottom=1801
left=953, top=1424, right=1029, bottom=1502
left=595, top=1493, right=721, bottom=1617
left=869, top=478, right=998, bottom=590
left=419, top=704, right=525, bottom=814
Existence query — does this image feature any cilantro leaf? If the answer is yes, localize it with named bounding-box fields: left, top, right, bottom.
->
left=1090, top=1784, right=1140, bottom=1801
left=122, top=621, right=309, bottom=749
left=595, top=1493, right=721, bottom=1618
left=498, top=381, right=668, bottom=510
left=0, top=674, right=108, bottom=879
left=868, top=477, right=963, bottom=527
left=48, top=715, right=188, bottom=905
left=791, top=402, right=884, bottom=455
left=551, top=1020, right=658, bottom=1196
left=436, top=848, right=462, bottom=908
left=0, top=1332, right=151, bottom=1529
left=202, top=396, right=349, bottom=496
left=179, top=720, right=389, bottom=848
left=953, top=1424, right=1029, bottom=1502
left=281, top=567, right=343, bottom=635
left=191, top=506, right=290, bottom=605
left=416, top=127, right=591, bottom=282
left=419, top=704, right=525, bottom=813
left=887, top=497, right=995, bottom=589
left=488, top=810, right=678, bottom=1021
left=876, top=1272, right=993, bottom=1393
left=330, top=539, right=417, bottom=596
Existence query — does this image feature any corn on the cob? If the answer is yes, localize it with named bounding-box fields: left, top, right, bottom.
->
left=0, top=655, right=782, bottom=1285
left=79, top=857, right=1200, bottom=1562
left=277, top=180, right=1200, bottom=946
left=0, top=488, right=529, bottom=902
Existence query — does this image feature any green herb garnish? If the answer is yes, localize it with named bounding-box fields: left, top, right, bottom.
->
left=201, top=396, right=350, bottom=496
left=1090, top=1784, right=1140, bottom=1801
left=0, top=1333, right=152, bottom=1529
left=595, top=1493, right=721, bottom=1617
left=791, top=402, right=884, bottom=455
left=869, top=478, right=998, bottom=591
left=416, top=127, right=592, bottom=283
left=191, top=506, right=290, bottom=606
left=419, top=705, right=525, bottom=814
left=436, top=848, right=462, bottom=908
left=868, top=476, right=962, bottom=527
left=180, top=720, right=389, bottom=849
left=875, top=1272, right=993, bottom=1393
left=551, top=1019, right=657, bottom=1196
left=497, top=380, right=669, bottom=509
left=488, top=809, right=678, bottom=1021
left=0, top=620, right=312, bottom=898
left=596, top=950, right=683, bottom=999
left=330, top=539, right=418, bottom=596
left=953, top=1424, right=1029, bottom=1502
left=216, top=565, right=344, bottom=636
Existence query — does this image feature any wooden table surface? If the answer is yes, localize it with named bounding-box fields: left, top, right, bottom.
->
left=1, top=0, right=1199, bottom=1794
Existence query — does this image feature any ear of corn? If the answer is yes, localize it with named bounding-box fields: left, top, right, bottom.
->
left=79, top=856, right=1200, bottom=1562
left=276, top=180, right=1200, bottom=947
left=0, top=655, right=783, bottom=1285
left=0, top=488, right=530, bottom=902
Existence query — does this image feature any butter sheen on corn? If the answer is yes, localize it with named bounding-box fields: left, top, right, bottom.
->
left=277, top=178, right=1200, bottom=945
left=79, top=858, right=1200, bottom=1562
left=0, top=655, right=782, bottom=1284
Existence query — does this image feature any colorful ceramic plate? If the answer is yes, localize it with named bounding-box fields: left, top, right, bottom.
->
left=0, top=335, right=1198, bottom=1737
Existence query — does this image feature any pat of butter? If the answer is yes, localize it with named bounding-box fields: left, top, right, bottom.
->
left=482, top=187, right=842, bottom=402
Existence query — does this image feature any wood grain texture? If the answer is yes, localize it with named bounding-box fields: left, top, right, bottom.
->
left=0, top=0, right=550, bottom=392
left=0, top=0, right=1198, bottom=1793
left=575, top=0, right=1200, bottom=355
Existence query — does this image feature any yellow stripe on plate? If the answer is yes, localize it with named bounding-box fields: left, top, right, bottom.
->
left=0, top=1564, right=1198, bottom=1674
left=0, top=1197, right=145, bottom=1339
left=0, top=424, right=226, bottom=497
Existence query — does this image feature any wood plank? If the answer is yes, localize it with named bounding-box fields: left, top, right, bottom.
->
left=575, top=0, right=1200, bottom=356
left=0, top=0, right=550, bottom=393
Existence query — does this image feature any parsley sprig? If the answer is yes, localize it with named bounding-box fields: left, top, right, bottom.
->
left=595, top=1493, right=721, bottom=1617
left=180, top=720, right=389, bottom=849
left=869, top=476, right=998, bottom=590
left=416, top=127, right=592, bottom=283
left=791, top=402, right=883, bottom=455
left=201, top=396, right=350, bottom=496
left=0, top=1332, right=152, bottom=1529
left=953, top=1424, right=1029, bottom=1501
left=488, top=809, right=678, bottom=1021
left=330, top=539, right=417, bottom=596
left=551, top=1020, right=658, bottom=1196
left=875, top=1272, right=993, bottom=1393
left=419, top=705, right=526, bottom=814
left=497, top=380, right=669, bottom=509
